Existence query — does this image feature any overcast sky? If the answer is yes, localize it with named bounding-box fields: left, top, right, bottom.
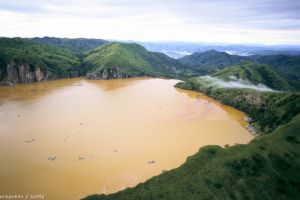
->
left=0, top=0, right=300, bottom=44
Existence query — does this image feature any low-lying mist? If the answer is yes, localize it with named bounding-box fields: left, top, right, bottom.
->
left=200, top=75, right=276, bottom=92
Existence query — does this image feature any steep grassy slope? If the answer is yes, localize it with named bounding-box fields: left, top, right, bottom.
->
left=213, top=62, right=292, bottom=91
left=84, top=42, right=154, bottom=77
left=254, top=54, right=300, bottom=89
left=0, top=37, right=80, bottom=85
left=179, top=50, right=253, bottom=74
left=31, top=36, right=107, bottom=53
left=83, top=91, right=300, bottom=200
left=83, top=42, right=187, bottom=79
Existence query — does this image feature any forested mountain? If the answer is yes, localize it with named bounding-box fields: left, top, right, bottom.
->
left=84, top=42, right=187, bottom=79
left=0, top=37, right=80, bottom=85
left=253, top=54, right=300, bottom=89
left=179, top=50, right=253, bottom=74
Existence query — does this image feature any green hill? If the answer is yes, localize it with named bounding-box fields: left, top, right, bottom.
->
left=213, top=62, right=292, bottom=91
left=179, top=50, right=253, bottom=74
left=83, top=42, right=187, bottom=79
left=31, top=36, right=107, bottom=54
left=0, top=38, right=190, bottom=84
left=0, top=37, right=80, bottom=85
left=253, top=54, right=300, bottom=89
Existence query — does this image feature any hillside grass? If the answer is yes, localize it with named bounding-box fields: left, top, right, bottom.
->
left=83, top=42, right=189, bottom=78
left=213, top=62, right=292, bottom=91
left=83, top=42, right=154, bottom=76
left=254, top=54, right=300, bottom=90
left=31, top=36, right=107, bottom=53
left=0, top=37, right=80, bottom=78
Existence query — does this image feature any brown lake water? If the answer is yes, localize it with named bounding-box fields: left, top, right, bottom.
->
left=0, top=78, right=253, bottom=200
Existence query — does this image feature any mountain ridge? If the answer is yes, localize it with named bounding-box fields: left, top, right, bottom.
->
left=84, top=42, right=188, bottom=79
left=30, top=36, right=107, bottom=53
left=253, top=54, right=300, bottom=89
left=179, top=50, right=253, bottom=74
left=1, top=37, right=299, bottom=88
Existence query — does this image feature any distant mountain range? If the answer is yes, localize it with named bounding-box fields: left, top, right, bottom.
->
left=139, top=41, right=300, bottom=58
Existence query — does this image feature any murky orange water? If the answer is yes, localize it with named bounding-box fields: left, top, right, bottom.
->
left=0, top=78, right=252, bottom=200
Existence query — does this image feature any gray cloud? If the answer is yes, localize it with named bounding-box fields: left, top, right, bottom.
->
left=0, top=0, right=299, bottom=43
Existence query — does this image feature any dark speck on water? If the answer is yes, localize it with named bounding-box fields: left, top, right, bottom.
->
left=48, top=156, right=56, bottom=161
left=25, top=139, right=35, bottom=143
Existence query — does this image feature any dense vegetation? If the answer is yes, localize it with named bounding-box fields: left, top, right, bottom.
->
left=179, top=50, right=253, bottom=74
left=0, top=37, right=81, bottom=80
left=31, top=36, right=107, bottom=53
left=1, top=37, right=299, bottom=84
left=178, top=50, right=300, bottom=90
left=213, top=62, right=292, bottom=91
left=0, top=38, right=191, bottom=83
left=253, top=54, right=300, bottom=89
left=83, top=42, right=188, bottom=78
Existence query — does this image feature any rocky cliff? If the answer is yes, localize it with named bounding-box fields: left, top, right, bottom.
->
left=0, top=62, right=52, bottom=86
left=0, top=38, right=82, bottom=86
left=86, top=67, right=131, bottom=80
